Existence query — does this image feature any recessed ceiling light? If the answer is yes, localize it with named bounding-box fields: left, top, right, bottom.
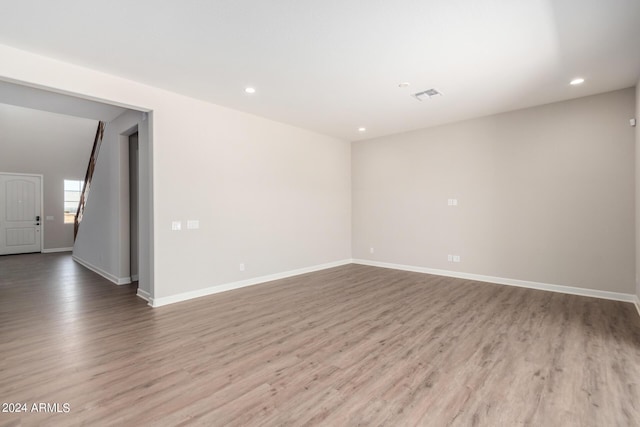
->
left=570, top=78, right=584, bottom=85
left=358, top=127, right=366, bottom=132
left=245, top=87, right=256, bottom=94
left=398, top=82, right=410, bottom=88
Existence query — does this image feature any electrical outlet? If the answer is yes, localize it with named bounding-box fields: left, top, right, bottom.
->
left=453, top=255, right=461, bottom=263
left=370, top=247, right=374, bottom=254
left=447, top=199, right=458, bottom=206
left=187, top=220, right=199, bottom=229
left=447, top=254, right=453, bottom=262
left=239, top=263, right=245, bottom=271
left=171, top=221, right=181, bottom=231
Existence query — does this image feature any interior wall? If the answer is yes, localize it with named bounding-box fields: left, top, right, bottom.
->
left=0, top=103, right=96, bottom=250
left=0, top=44, right=351, bottom=301
left=636, top=79, right=640, bottom=302
left=353, top=88, right=636, bottom=294
left=73, top=110, right=144, bottom=284
left=151, top=99, right=351, bottom=299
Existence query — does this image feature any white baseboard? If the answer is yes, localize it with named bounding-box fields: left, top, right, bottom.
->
left=352, top=259, right=636, bottom=303
left=136, top=288, right=151, bottom=303
left=635, top=296, right=640, bottom=318
left=150, top=259, right=352, bottom=307
left=42, top=247, right=73, bottom=253
left=72, top=255, right=132, bottom=285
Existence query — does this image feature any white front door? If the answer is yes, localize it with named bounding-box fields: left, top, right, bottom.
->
left=0, top=173, right=42, bottom=255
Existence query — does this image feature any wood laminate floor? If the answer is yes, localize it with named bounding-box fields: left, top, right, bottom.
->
left=1, top=253, right=640, bottom=426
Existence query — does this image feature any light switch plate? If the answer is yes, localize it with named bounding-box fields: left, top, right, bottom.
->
left=171, top=221, right=182, bottom=231
left=187, top=220, right=199, bottom=229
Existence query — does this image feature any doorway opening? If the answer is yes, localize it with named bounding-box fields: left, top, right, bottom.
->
left=0, top=79, right=154, bottom=302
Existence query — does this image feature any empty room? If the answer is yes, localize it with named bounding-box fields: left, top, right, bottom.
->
left=1, top=1, right=640, bottom=426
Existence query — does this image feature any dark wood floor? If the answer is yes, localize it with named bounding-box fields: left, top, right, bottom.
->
left=1, top=253, right=639, bottom=426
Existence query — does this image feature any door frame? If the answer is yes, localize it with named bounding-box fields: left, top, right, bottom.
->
left=0, top=172, right=44, bottom=254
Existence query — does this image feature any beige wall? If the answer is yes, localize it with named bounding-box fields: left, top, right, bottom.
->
left=0, top=103, right=96, bottom=250
left=636, top=80, right=640, bottom=301
left=353, top=89, right=636, bottom=294
left=150, top=99, right=351, bottom=299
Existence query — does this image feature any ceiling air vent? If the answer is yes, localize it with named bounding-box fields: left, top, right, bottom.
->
left=412, top=88, right=442, bottom=101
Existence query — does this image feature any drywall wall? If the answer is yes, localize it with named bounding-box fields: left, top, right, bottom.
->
left=0, top=44, right=351, bottom=301
left=0, top=103, right=96, bottom=250
left=150, top=99, right=351, bottom=300
left=73, top=110, right=144, bottom=285
left=353, top=89, right=636, bottom=294
left=636, top=79, right=640, bottom=302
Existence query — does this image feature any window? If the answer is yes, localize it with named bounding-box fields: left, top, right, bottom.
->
left=64, top=180, right=84, bottom=224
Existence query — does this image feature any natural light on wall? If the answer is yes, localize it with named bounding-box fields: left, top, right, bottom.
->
left=64, top=179, right=83, bottom=224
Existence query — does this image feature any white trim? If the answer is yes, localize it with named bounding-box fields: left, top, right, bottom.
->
left=136, top=288, right=151, bottom=302
left=42, top=247, right=73, bottom=253
left=352, top=259, right=636, bottom=303
left=72, top=255, right=132, bottom=285
left=149, top=259, right=352, bottom=307
left=635, top=296, right=640, bottom=318
left=131, top=274, right=139, bottom=281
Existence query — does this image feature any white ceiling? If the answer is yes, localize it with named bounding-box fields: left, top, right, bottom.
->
left=0, top=0, right=638, bottom=141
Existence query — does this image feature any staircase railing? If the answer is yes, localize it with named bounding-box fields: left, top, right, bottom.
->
left=74, top=121, right=106, bottom=240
